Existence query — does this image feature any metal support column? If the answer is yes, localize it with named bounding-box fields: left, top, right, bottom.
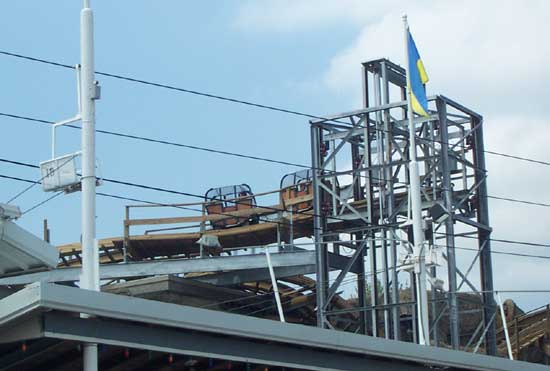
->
left=436, top=98, right=460, bottom=349
left=472, top=115, right=496, bottom=355
left=311, top=125, right=327, bottom=328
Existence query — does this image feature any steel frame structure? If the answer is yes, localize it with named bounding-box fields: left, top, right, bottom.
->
left=310, top=59, right=496, bottom=353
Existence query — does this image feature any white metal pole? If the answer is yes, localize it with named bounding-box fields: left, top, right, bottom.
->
left=79, top=1, right=99, bottom=370
left=497, top=292, right=514, bottom=359
left=403, top=14, right=429, bottom=346
left=265, top=247, right=285, bottom=322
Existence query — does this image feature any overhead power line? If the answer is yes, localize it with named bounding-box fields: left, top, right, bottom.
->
left=1, top=50, right=549, bottom=168
left=1, top=153, right=549, bottom=246
left=483, top=150, right=550, bottom=167
left=453, top=233, right=550, bottom=249
left=0, top=168, right=345, bottom=233
left=0, top=112, right=309, bottom=169
left=5, top=153, right=77, bottom=204
left=2, top=154, right=549, bottom=214
left=0, top=172, right=309, bottom=233
left=22, top=191, right=64, bottom=215
left=0, top=50, right=325, bottom=121
left=435, top=232, right=550, bottom=249
left=2, top=172, right=550, bottom=258
left=0, top=111, right=417, bottom=193
left=2, top=108, right=550, bottom=210
left=487, top=195, right=550, bottom=208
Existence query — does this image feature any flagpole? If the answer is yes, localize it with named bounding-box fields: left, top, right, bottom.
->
left=402, top=14, right=430, bottom=346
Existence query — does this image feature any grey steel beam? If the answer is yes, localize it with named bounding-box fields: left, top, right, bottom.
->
left=472, top=115, right=497, bottom=355
left=1, top=314, right=43, bottom=343
left=193, top=264, right=316, bottom=286
left=457, top=241, right=487, bottom=291
left=0, top=281, right=41, bottom=326
left=324, top=240, right=367, bottom=307
left=439, top=95, right=482, bottom=119
left=365, top=118, right=379, bottom=337
left=381, top=60, right=398, bottom=340
left=0, top=283, right=543, bottom=371
left=363, top=58, right=406, bottom=87
left=328, top=251, right=362, bottom=274
left=42, top=312, right=414, bottom=371
left=310, top=96, right=439, bottom=125
left=0, top=251, right=316, bottom=285
left=442, top=253, right=478, bottom=293
left=351, top=109, right=368, bottom=335
left=293, top=246, right=362, bottom=274
left=454, top=214, right=492, bottom=232
left=437, top=98, right=460, bottom=349
left=0, top=220, right=59, bottom=275
left=311, top=124, right=328, bottom=328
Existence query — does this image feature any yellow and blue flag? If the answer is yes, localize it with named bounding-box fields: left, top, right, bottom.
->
left=407, top=30, right=429, bottom=116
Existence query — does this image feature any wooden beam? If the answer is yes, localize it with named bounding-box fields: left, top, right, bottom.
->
left=125, top=206, right=277, bottom=227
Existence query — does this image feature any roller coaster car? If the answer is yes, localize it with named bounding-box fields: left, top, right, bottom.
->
left=280, top=169, right=314, bottom=212
left=205, top=184, right=257, bottom=229
left=280, top=169, right=342, bottom=214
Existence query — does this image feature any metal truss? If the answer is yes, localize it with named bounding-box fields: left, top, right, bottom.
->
left=310, top=59, right=496, bottom=354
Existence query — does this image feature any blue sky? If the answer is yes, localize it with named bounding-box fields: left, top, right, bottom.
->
left=1, top=1, right=549, bottom=310
left=1, top=1, right=357, bottom=236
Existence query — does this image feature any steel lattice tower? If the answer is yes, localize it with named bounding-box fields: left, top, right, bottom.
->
left=310, top=59, right=496, bottom=354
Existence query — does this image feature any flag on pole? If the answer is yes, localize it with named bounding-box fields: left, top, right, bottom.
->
left=407, top=30, right=430, bottom=117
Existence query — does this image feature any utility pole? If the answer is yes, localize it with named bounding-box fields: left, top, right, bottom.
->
left=403, top=15, right=430, bottom=346
left=79, top=1, right=100, bottom=370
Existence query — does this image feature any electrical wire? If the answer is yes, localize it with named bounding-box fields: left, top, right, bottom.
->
left=435, top=232, right=550, bottom=249
left=1, top=50, right=549, bottom=168
left=1, top=112, right=549, bottom=213
left=483, top=150, right=550, bottom=167
left=0, top=155, right=366, bottom=227
left=0, top=51, right=328, bottom=121
left=3, top=109, right=549, bottom=257
left=2, top=168, right=550, bottom=258
left=5, top=153, right=77, bottom=204
left=434, top=244, right=550, bottom=260
left=5, top=109, right=549, bottom=217
left=0, top=165, right=340, bottom=236
left=0, top=174, right=64, bottom=215
left=487, top=195, right=550, bottom=208
left=0, top=112, right=308, bottom=170
left=2, top=166, right=550, bottom=258
left=22, top=191, right=64, bottom=215
left=0, top=111, right=409, bottom=190
left=6, top=168, right=550, bottom=263
left=0, top=172, right=295, bottom=229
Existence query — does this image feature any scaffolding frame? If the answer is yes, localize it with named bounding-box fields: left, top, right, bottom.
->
left=310, top=59, right=496, bottom=354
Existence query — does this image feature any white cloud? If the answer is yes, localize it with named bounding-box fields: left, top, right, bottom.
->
left=322, top=1, right=550, bottom=116
left=237, top=1, right=550, bottom=115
